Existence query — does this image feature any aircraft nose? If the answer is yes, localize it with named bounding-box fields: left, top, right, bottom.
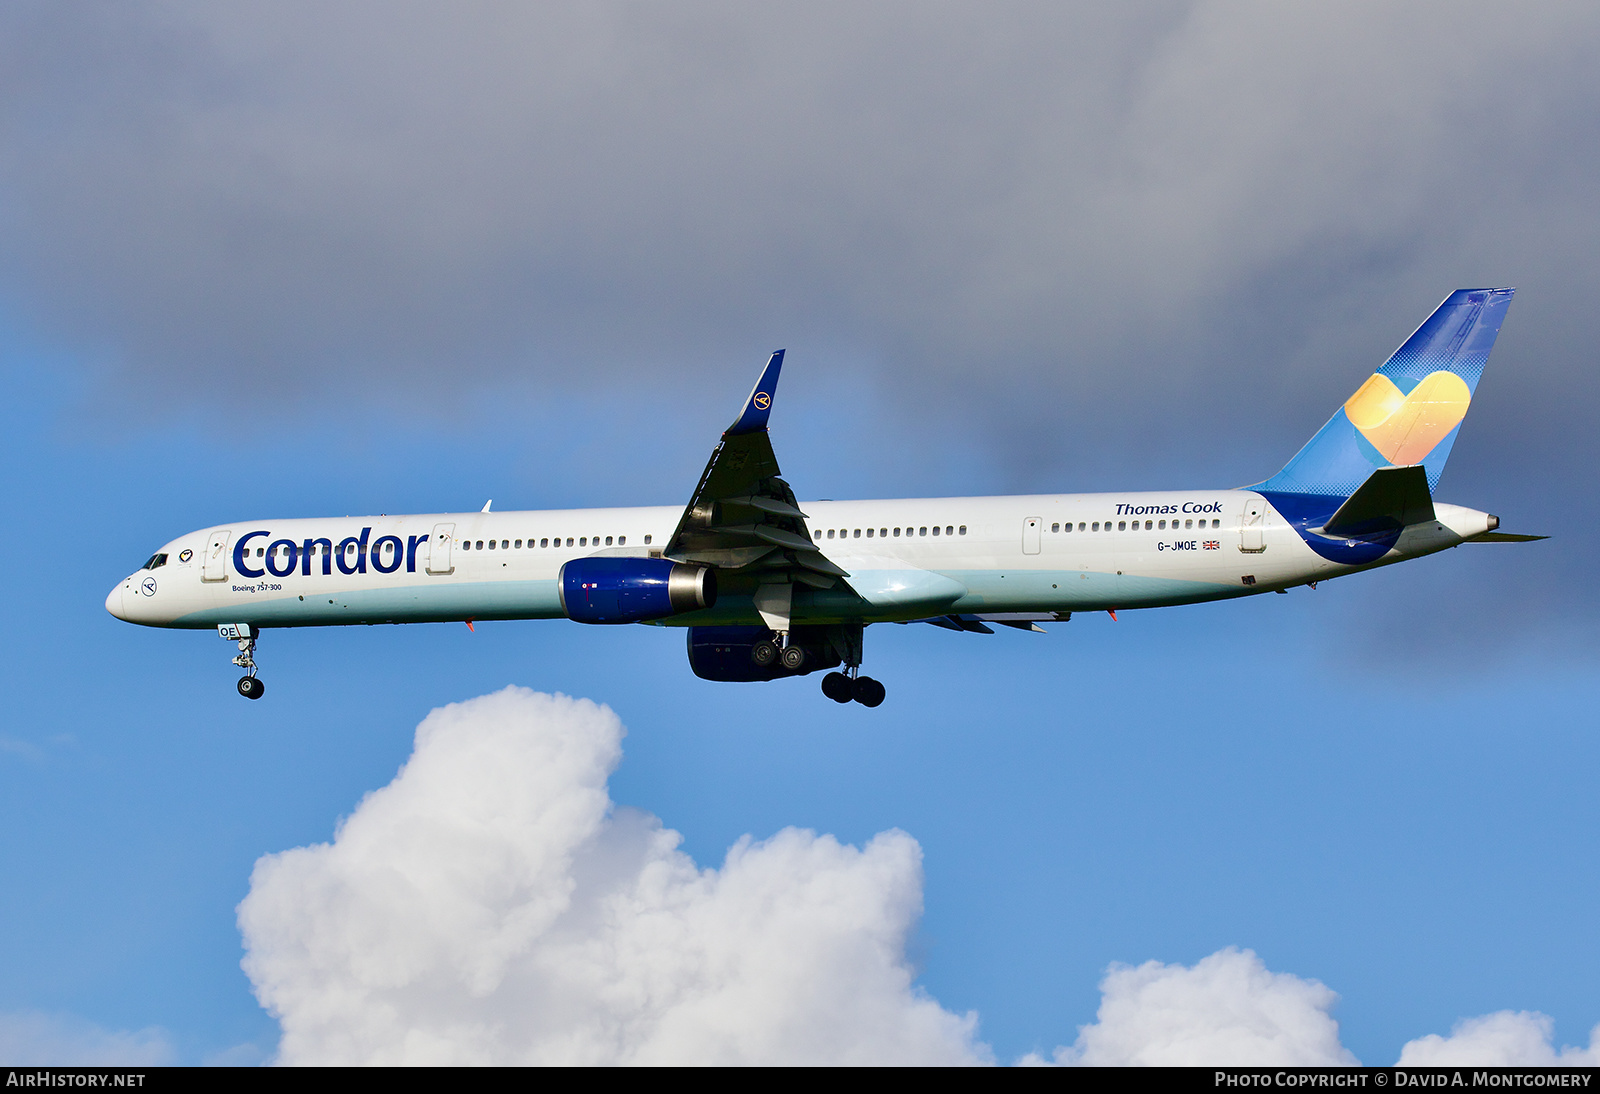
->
left=105, top=581, right=128, bottom=621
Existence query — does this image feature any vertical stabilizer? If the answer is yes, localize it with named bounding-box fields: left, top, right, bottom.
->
left=1257, top=288, right=1514, bottom=496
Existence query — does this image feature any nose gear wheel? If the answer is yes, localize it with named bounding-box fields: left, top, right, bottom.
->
left=224, top=626, right=265, bottom=699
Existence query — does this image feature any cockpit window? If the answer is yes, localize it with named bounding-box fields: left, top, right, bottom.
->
left=141, top=553, right=169, bottom=570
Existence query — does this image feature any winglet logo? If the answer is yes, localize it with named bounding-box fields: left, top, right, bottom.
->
left=1344, top=370, right=1471, bottom=466
left=753, top=392, right=771, bottom=411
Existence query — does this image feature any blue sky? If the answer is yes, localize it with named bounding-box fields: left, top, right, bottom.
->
left=1, top=2, right=1597, bottom=1066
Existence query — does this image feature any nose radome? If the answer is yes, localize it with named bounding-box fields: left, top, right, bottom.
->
left=105, top=582, right=128, bottom=621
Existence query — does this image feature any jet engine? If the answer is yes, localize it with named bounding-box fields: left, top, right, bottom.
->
left=687, top=625, right=841, bottom=681
left=559, top=557, right=716, bottom=624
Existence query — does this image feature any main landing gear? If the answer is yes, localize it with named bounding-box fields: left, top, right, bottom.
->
left=817, top=622, right=884, bottom=707
left=220, top=623, right=265, bottom=700
left=749, top=621, right=887, bottom=706
left=821, top=670, right=885, bottom=708
left=751, top=639, right=808, bottom=672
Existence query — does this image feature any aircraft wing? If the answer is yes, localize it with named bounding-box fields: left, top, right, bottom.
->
left=663, top=351, right=849, bottom=593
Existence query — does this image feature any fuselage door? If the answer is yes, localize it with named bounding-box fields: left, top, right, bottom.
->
left=1023, top=516, right=1042, bottom=555
left=427, top=523, right=456, bottom=575
left=201, top=530, right=231, bottom=582
left=1240, top=497, right=1267, bottom=553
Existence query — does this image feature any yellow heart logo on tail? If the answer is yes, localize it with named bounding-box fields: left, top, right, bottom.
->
left=1343, top=370, right=1471, bottom=466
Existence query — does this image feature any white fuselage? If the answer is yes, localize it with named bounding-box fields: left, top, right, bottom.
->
left=106, top=489, right=1493, bottom=630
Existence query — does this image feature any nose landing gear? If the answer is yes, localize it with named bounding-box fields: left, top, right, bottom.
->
left=220, top=624, right=265, bottom=700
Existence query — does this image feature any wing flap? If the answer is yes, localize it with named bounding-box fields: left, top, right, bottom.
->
left=725, top=495, right=809, bottom=519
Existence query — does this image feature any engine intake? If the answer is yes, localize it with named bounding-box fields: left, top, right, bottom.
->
left=560, top=558, right=716, bottom=624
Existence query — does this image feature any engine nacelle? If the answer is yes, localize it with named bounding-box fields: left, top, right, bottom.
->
left=687, top=625, right=841, bottom=682
left=559, top=557, right=716, bottom=624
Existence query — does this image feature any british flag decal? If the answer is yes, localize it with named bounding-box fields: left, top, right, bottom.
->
left=1203, top=540, right=1220, bottom=550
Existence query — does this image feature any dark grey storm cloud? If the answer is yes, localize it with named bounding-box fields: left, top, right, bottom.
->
left=3, top=2, right=1597, bottom=634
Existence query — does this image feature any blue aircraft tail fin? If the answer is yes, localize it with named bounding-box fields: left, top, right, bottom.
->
left=1256, top=288, right=1514, bottom=497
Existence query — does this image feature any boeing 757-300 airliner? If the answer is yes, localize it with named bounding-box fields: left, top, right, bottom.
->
left=108, top=288, right=1542, bottom=705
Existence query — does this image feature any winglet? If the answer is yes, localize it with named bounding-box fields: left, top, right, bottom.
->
left=725, top=350, right=785, bottom=436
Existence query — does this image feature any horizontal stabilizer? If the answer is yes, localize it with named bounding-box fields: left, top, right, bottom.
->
left=1468, top=531, right=1549, bottom=543
left=1322, top=465, right=1434, bottom=537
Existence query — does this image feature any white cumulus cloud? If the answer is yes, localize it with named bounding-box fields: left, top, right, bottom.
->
left=236, top=685, right=1593, bottom=1068
left=1035, top=948, right=1358, bottom=1066
left=238, top=687, right=988, bottom=1065
left=1398, top=1012, right=1600, bottom=1067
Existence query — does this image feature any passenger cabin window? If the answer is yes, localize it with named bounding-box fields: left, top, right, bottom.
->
left=959, top=525, right=966, bottom=535
left=1052, top=523, right=1059, bottom=533
left=814, top=530, right=823, bottom=540
left=919, top=527, right=927, bottom=536
left=866, top=528, right=874, bottom=538
left=605, top=536, right=614, bottom=545
left=618, top=536, right=626, bottom=545
left=566, top=537, right=574, bottom=546
left=854, top=529, right=861, bottom=538
left=644, top=535, right=653, bottom=544
left=883, top=527, right=890, bottom=536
